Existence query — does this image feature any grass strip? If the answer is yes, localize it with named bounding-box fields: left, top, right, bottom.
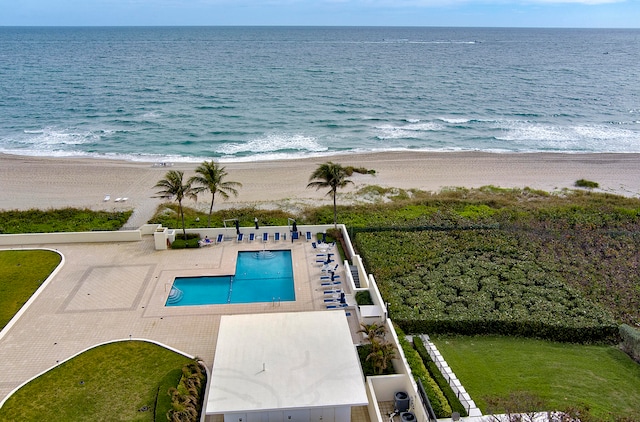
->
left=0, top=341, right=193, bottom=421
left=413, top=336, right=468, bottom=417
left=0, top=250, right=61, bottom=330
left=431, top=335, right=640, bottom=420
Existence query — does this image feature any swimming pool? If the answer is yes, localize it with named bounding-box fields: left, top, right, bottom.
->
left=165, top=250, right=295, bottom=306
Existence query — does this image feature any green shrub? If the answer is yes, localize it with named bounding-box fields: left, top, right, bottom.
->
left=620, top=324, right=640, bottom=363
left=166, top=361, right=207, bottom=422
left=413, top=336, right=468, bottom=417
left=395, top=326, right=451, bottom=418
left=170, top=233, right=201, bottom=249
left=355, top=290, right=374, bottom=306
left=575, top=179, right=599, bottom=189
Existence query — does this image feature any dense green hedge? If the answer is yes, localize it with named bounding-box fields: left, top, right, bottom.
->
left=357, top=228, right=627, bottom=343
left=170, top=233, right=201, bottom=249
left=413, top=336, right=468, bottom=417
left=395, top=326, right=451, bottom=418
left=620, top=324, right=640, bottom=363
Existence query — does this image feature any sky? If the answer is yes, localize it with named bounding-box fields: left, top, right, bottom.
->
left=1, top=0, right=639, bottom=28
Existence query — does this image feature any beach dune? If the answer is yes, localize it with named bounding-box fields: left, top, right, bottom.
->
left=1, top=152, right=639, bottom=225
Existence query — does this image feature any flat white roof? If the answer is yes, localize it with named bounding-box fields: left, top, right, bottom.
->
left=207, top=311, right=368, bottom=414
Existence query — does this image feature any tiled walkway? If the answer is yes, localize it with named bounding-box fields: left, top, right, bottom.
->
left=0, top=236, right=354, bottom=402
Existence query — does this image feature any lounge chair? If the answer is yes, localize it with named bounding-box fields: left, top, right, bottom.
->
left=320, top=274, right=340, bottom=281
left=216, top=234, right=224, bottom=243
left=236, top=233, right=244, bottom=242
left=249, top=233, right=255, bottom=242
left=306, top=231, right=312, bottom=241
left=320, top=280, right=341, bottom=287
left=199, top=236, right=213, bottom=247
left=323, top=289, right=342, bottom=295
left=262, top=232, right=269, bottom=243
left=274, top=232, right=280, bottom=242
left=321, top=263, right=339, bottom=273
left=324, top=297, right=346, bottom=303
left=326, top=303, right=348, bottom=309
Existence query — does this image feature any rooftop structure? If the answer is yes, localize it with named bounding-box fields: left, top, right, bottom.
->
left=207, top=311, right=368, bottom=422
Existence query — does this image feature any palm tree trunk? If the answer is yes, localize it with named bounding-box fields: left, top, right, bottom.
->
left=332, top=188, right=338, bottom=229
left=178, top=200, right=187, bottom=240
left=207, top=193, right=215, bottom=228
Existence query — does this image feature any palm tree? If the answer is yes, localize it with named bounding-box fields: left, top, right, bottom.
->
left=307, top=161, right=353, bottom=228
left=358, top=322, right=387, bottom=345
left=188, top=161, right=242, bottom=227
left=366, top=340, right=396, bottom=375
left=154, top=170, right=197, bottom=240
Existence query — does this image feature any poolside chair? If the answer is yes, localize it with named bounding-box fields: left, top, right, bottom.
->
left=320, top=273, right=340, bottom=281
left=326, top=303, right=348, bottom=309
left=324, top=297, right=345, bottom=303
left=216, top=233, right=224, bottom=243
left=323, top=289, right=342, bottom=295
left=198, top=236, right=213, bottom=247
left=320, top=280, right=341, bottom=287
left=248, top=233, right=255, bottom=242
left=274, top=232, right=280, bottom=242
left=262, top=232, right=269, bottom=243
left=321, top=263, right=339, bottom=273
left=236, top=233, right=244, bottom=242
left=306, top=231, right=312, bottom=241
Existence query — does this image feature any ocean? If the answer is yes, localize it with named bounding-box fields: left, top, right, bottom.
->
left=0, top=26, right=638, bottom=163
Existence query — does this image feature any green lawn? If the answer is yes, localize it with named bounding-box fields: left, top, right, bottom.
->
left=0, top=341, right=193, bottom=421
left=0, top=250, right=61, bottom=330
left=431, top=335, right=640, bottom=420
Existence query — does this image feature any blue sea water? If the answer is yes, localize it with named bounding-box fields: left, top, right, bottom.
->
left=0, top=26, right=639, bottom=162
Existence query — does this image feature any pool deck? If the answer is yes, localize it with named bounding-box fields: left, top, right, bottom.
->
left=0, top=235, right=358, bottom=402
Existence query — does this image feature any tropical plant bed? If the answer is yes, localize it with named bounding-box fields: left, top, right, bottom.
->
left=0, top=341, right=194, bottom=421
left=0, top=250, right=61, bottom=330
left=430, top=335, right=640, bottom=420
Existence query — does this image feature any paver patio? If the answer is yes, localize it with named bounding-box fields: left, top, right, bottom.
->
left=0, top=235, right=354, bottom=402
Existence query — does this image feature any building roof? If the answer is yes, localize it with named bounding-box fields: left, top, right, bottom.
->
left=206, top=311, right=369, bottom=414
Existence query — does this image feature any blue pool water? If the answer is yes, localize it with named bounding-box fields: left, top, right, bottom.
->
left=165, top=250, right=295, bottom=306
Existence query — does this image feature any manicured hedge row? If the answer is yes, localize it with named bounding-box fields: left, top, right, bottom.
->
left=395, top=319, right=619, bottom=344
left=395, top=326, right=451, bottom=418
left=620, top=324, right=640, bottom=363
left=413, top=336, right=468, bottom=417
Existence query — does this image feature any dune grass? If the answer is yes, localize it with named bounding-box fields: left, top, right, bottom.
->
left=0, top=208, right=132, bottom=234
left=0, top=341, right=193, bottom=422
left=431, top=335, right=640, bottom=420
left=0, top=250, right=61, bottom=330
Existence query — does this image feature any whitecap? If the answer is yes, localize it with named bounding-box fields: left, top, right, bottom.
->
left=496, top=121, right=640, bottom=152
left=216, top=133, right=327, bottom=155
left=438, top=117, right=471, bottom=124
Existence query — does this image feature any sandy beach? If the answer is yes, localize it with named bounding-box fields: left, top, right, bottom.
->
left=2, top=152, right=639, bottom=226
